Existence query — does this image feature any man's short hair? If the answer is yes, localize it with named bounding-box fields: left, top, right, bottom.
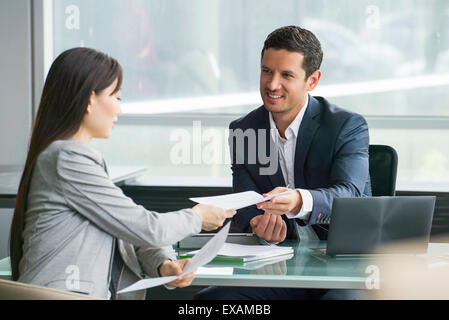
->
left=261, top=25, right=323, bottom=79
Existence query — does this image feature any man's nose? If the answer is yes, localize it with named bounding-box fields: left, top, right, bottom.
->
left=267, top=73, right=281, bottom=91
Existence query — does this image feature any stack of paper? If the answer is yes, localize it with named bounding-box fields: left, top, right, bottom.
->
left=182, top=243, right=293, bottom=263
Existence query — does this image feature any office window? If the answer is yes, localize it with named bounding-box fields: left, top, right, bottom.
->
left=44, top=0, right=449, bottom=187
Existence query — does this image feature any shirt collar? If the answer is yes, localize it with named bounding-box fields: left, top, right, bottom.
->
left=269, top=94, right=309, bottom=141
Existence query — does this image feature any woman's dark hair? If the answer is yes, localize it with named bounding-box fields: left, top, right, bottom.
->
left=261, top=25, right=323, bottom=79
left=9, top=47, right=122, bottom=280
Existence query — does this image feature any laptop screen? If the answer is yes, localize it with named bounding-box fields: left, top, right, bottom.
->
left=326, top=196, right=436, bottom=255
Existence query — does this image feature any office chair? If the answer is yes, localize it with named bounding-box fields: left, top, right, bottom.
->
left=0, top=279, right=103, bottom=300
left=368, top=144, right=398, bottom=196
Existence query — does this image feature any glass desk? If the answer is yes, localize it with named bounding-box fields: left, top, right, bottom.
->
left=178, top=241, right=449, bottom=290
left=1, top=242, right=448, bottom=291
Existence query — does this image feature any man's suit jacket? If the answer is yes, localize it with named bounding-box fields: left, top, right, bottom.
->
left=228, top=95, right=371, bottom=240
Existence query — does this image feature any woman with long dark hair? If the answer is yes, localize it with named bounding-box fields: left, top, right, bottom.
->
left=9, top=47, right=235, bottom=299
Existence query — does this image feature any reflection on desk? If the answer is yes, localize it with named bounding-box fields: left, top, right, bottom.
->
left=179, top=240, right=449, bottom=291
left=178, top=240, right=369, bottom=289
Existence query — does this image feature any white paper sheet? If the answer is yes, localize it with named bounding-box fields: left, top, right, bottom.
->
left=214, top=243, right=292, bottom=257
left=195, top=267, right=234, bottom=275
left=189, top=190, right=295, bottom=210
left=117, top=275, right=179, bottom=294
left=181, top=221, right=230, bottom=274
left=117, top=222, right=231, bottom=294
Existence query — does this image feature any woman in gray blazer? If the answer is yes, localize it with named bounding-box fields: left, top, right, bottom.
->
left=9, top=47, right=235, bottom=300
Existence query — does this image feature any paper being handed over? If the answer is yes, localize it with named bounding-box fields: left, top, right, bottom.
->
left=190, top=190, right=295, bottom=210
left=117, top=222, right=231, bottom=294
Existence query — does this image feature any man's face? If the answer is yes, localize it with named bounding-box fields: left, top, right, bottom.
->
left=260, top=48, right=319, bottom=117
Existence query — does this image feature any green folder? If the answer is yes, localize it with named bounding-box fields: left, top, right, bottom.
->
left=179, top=246, right=294, bottom=264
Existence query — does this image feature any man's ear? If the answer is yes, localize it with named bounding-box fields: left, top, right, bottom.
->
left=86, top=91, right=96, bottom=114
left=306, top=70, right=321, bottom=91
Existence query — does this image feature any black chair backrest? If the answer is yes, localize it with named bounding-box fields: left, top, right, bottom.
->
left=369, top=145, right=398, bottom=196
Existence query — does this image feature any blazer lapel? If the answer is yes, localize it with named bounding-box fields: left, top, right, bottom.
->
left=294, top=96, right=321, bottom=188
left=252, top=107, right=285, bottom=189
left=266, top=132, right=286, bottom=189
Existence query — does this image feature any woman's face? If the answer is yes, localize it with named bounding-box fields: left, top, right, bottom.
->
left=83, top=79, right=122, bottom=140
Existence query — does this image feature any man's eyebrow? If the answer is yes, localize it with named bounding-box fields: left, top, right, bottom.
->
left=261, top=64, right=298, bottom=75
left=281, top=69, right=298, bottom=76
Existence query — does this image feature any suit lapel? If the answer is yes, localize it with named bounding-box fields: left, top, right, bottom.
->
left=294, top=96, right=322, bottom=188
left=252, top=107, right=285, bottom=189
left=266, top=130, right=285, bottom=189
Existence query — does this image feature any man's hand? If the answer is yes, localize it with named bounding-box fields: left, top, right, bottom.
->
left=250, top=211, right=287, bottom=242
left=256, top=187, right=303, bottom=216
left=158, top=259, right=195, bottom=288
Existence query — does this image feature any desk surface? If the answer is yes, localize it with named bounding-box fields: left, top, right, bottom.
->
left=1, top=242, right=448, bottom=290
left=180, top=241, right=449, bottom=290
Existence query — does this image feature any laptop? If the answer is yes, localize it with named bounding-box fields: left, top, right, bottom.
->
left=314, top=196, right=436, bottom=256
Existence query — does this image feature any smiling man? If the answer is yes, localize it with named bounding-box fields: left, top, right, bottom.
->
left=195, top=26, right=371, bottom=300
left=229, top=25, right=371, bottom=244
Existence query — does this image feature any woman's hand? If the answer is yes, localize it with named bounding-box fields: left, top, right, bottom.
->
left=193, top=204, right=236, bottom=231
left=158, top=259, right=195, bottom=288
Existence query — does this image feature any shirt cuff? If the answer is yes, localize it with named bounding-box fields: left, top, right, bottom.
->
left=286, top=189, right=313, bottom=220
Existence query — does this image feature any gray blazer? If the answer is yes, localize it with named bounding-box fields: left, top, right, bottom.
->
left=18, top=140, right=202, bottom=299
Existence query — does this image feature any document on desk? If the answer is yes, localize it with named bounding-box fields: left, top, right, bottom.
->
left=189, top=190, right=295, bottom=210
left=117, top=221, right=231, bottom=294
left=182, top=242, right=294, bottom=263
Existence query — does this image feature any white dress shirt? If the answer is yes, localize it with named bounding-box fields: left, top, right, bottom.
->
left=268, top=95, right=313, bottom=222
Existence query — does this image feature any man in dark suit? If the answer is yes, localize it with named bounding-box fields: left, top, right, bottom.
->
left=229, top=25, right=371, bottom=244
left=195, top=25, right=370, bottom=300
